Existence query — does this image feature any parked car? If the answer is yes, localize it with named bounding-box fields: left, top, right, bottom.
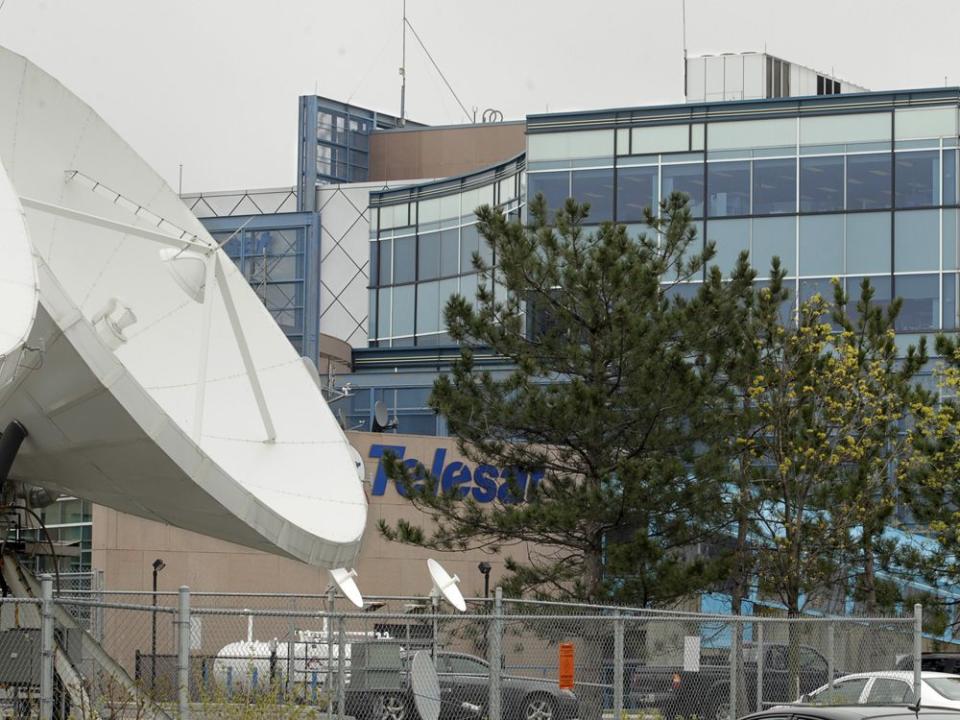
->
left=898, top=655, right=960, bottom=675
left=626, top=642, right=832, bottom=720
left=347, top=651, right=579, bottom=720
left=743, top=705, right=960, bottom=720
left=801, top=671, right=960, bottom=709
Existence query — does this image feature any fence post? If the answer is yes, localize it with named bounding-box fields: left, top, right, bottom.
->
left=755, top=622, right=764, bottom=712
left=914, top=603, right=923, bottom=703
left=488, top=587, right=503, bottom=720
left=729, top=618, right=739, bottom=720
left=614, top=611, right=624, bottom=720
left=40, top=574, right=54, bottom=720
left=327, top=587, right=335, bottom=720
left=337, top=615, right=346, bottom=720
left=178, top=586, right=191, bottom=720
left=826, top=622, right=835, bottom=692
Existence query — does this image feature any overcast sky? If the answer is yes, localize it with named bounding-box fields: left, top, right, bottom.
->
left=1, top=0, right=957, bottom=193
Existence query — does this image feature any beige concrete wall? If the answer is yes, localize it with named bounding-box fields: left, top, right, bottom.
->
left=367, top=123, right=526, bottom=182
left=91, top=431, right=528, bottom=597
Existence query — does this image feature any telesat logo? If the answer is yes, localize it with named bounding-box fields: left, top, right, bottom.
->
left=369, top=445, right=543, bottom=504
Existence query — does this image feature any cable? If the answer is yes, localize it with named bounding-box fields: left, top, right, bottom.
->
left=403, top=18, right=473, bottom=123
left=10, top=505, right=61, bottom=594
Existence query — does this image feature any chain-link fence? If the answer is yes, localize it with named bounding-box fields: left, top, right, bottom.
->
left=10, top=579, right=921, bottom=720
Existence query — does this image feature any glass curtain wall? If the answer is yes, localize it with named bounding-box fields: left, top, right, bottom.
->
left=525, top=103, right=960, bottom=333
left=369, top=158, right=525, bottom=347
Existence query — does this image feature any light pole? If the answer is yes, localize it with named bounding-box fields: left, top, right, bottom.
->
left=478, top=562, right=491, bottom=599
left=151, top=558, right=165, bottom=693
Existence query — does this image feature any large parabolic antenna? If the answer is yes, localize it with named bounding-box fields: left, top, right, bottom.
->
left=0, top=46, right=366, bottom=567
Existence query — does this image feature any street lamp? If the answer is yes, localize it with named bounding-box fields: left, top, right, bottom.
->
left=478, top=562, right=491, bottom=599
left=151, top=558, right=165, bottom=693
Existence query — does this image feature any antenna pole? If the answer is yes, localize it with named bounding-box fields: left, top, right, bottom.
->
left=178, top=163, right=183, bottom=197
left=681, top=0, right=688, bottom=98
left=399, top=0, right=407, bottom=126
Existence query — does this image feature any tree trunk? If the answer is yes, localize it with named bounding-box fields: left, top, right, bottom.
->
left=786, top=597, right=802, bottom=703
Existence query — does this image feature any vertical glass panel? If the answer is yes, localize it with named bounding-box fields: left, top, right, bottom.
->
left=894, top=107, right=958, bottom=140
left=752, top=216, right=796, bottom=278
left=799, top=277, right=835, bottom=305
left=846, top=212, right=892, bottom=274
left=662, top=163, right=704, bottom=216
left=440, top=228, right=459, bottom=277
left=369, top=242, right=379, bottom=286
left=705, top=218, right=750, bottom=277
left=847, top=154, right=892, bottom=210
left=418, top=232, right=441, bottom=281
left=394, top=235, right=416, bottom=284
left=709, top=118, right=796, bottom=150
left=895, top=274, right=939, bottom=332
left=439, top=277, right=459, bottom=326
left=846, top=275, right=892, bottom=325
left=460, top=224, right=480, bottom=272
left=895, top=151, right=939, bottom=208
left=418, top=198, right=441, bottom=224
left=527, top=172, right=570, bottom=219
left=616, top=165, right=658, bottom=222
left=753, top=158, right=797, bottom=215
left=631, top=125, right=688, bottom=155
left=894, top=210, right=939, bottom=272
left=392, top=284, right=415, bottom=336
left=616, top=128, right=630, bottom=155
left=368, top=288, right=377, bottom=339
left=416, top=281, right=440, bottom=335
left=800, top=113, right=891, bottom=146
left=944, top=273, right=958, bottom=330
left=571, top=168, right=615, bottom=223
left=707, top=161, right=750, bottom=217
left=377, top=288, right=391, bottom=338
left=460, top=273, right=479, bottom=309
left=439, top=194, right=460, bottom=221
left=799, top=215, right=843, bottom=277
left=800, top=156, right=844, bottom=212
left=691, top=124, right=705, bottom=151
left=945, top=209, right=959, bottom=271
left=527, top=130, right=614, bottom=161
left=379, top=237, right=393, bottom=285
left=944, top=149, right=957, bottom=206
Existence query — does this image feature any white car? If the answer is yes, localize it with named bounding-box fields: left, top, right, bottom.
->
left=802, top=671, right=960, bottom=709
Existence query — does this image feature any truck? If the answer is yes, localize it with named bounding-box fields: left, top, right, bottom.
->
left=623, top=642, right=832, bottom=720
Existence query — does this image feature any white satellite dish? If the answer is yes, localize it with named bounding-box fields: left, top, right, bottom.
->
left=328, top=567, right=363, bottom=609
left=0, top=46, right=367, bottom=568
left=411, top=650, right=442, bottom=720
left=427, top=558, right=467, bottom=612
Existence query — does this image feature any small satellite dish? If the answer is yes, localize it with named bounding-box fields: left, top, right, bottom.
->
left=411, top=650, right=442, bottom=720
left=329, top=567, right=363, bottom=609
left=372, top=400, right=397, bottom=433
left=427, top=558, right=467, bottom=612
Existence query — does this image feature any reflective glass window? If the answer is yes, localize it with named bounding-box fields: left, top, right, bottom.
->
left=895, top=210, right=939, bottom=272
left=752, top=216, right=796, bottom=278
left=440, top=228, right=459, bottom=277
left=847, top=154, right=892, bottom=210
left=527, top=130, right=614, bottom=161
left=846, top=212, right=891, bottom=274
left=753, top=158, right=796, bottom=215
left=800, top=113, right=890, bottom=147
left=571, top=168, right=614, bottom=223
left=527, top=172, right=570, bottom=219
left=616, top=165, right=658, bottom=222
left=895, top=274, right=939, bottom=332
left=705, top=218, right=749, bottom=277
left=460, top=224, right=480, bottom=273
left=944, top=273, right=958, bottom=330
left=460, top=273, right=479, bottom=309
left=755, top=279, right=796, bottom=327
left=392, top=284, right=415, bottom=336
left=664, top=282, right=701, bottom=302
left=377, top=288, right=391, bottom=338
left=662, top=163, right=704, bottom=216
left=394, top=235, right=416, bottom=284
left=896, top=151, right=940, bottom=208
left=946, top=209, right=959, bottom=271
left=945, top=149, right=958, bottom=206
left=369, top=242, right=379, bottom=286
left=418, top=232, right=441, bottom=281
left=895, top=106, right=958, bottom=140
left=846, top=275, right=892, bottom=325
left=631, top=125, right=689, bottom=154
left=799, top=278, right=839, bottom=329
left=799, top=215, right=843, bottom=277
left=379, top=237, right=393, bottom=285
left=707, top=162, right=750, bottom=217
left=709, top=118, right=795, bottom=151
left=416, top=281, right=440, bottom=335
left=800, top=156, right=844, bottom=212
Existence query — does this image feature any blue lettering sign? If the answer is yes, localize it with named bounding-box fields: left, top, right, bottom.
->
left=368, top=445, right=541, bottom=504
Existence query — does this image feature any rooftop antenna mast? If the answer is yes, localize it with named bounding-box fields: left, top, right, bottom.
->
left=681, top=0, right=687, bottom=98
left=399, top=0, right=407, bottom=126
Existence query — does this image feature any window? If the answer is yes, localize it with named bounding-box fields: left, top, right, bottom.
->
left=418, top=232, right=441, bottom=281
left=616, top=165, right=658, bottom=222
left=799, top=647, right=827, bottom=673
left=440, top=228, right=459, bottom=278
left=527, top=130, right=614, bottom=161
left=846, top=275, right=892, bottom=325
left=945, top=149, right=958, bottom=206
left=866, top=678, right=913, bottom=704
left=800, top=156, right=844, bottom=212
left=896, top=151, right=940, bottom=208
left=799, top=215, right=843, bottom=277
left=662, top=163, right=704, bottom=216
left=527, top=172, right=570, bottom=220
left=707, top=162, right=750, bottom=217
left=895, top=274, right=939, bottom=332
left=369, top=242, right=379, bottom=286
left=895, top=210, right=939, bottom=272
left=927, top=676, right=960, bottom=701
left=460, top=224, right=480, bottom=273
left=416, top=281, right=440, bottom=335
left=705, top=219, right=749, bottom=276
left=379, top=238, right=393, bottom=285
left=392, top=285, right=414, bottom=337
left=753, top=158, right=797, bottom=215
left=753, top=216, right=796, bottom=278
left=377, top=288, right=391, bottom=339
left=800, top=277, right=834, bottom=305
left=847, top=154, right=892, bottom=210
left=394, top=236, right=416, bottom=284
left=946, top=274, right=959, bottom=330
left=443, top=655, right=488, bottom=674
left=846, top=212, right=891, bottom=274
left=571, top=168, right=615, bottom=223
left=810, top=677, right=869, bottom=704
left=945, top=209, right=959, bottom=271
